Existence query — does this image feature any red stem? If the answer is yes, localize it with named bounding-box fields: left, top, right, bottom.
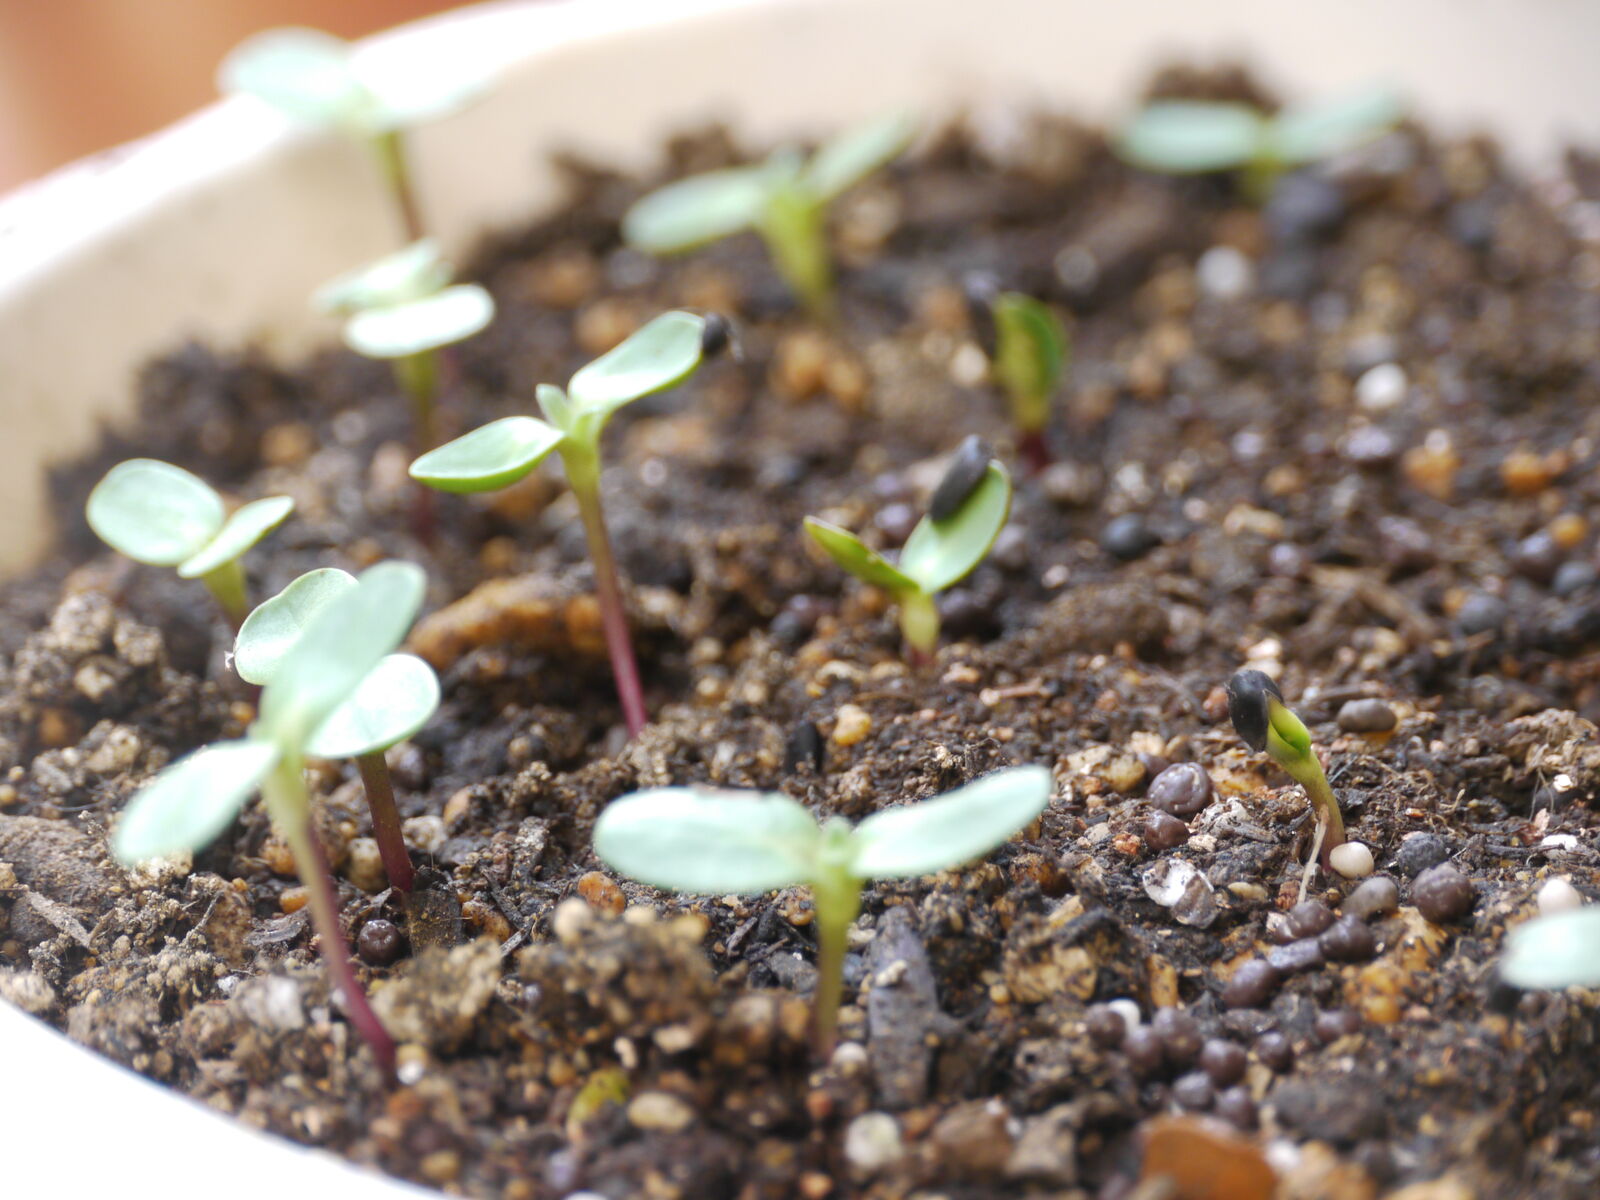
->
left=1017, top=429, right=1052, bottom=475
left=570, top=469, right=648, bottom=738
left=356, top=751, right=415, bottom=894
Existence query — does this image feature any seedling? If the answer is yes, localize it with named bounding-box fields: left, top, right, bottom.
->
left=316, top=239, right=495, bottom=454
left=1226, top=669, right=1346, bottom=897
left=594, top=765, right=1051, bottom=1052
left=622, top=111, right=916, bottom=319
left=236, top=568, right=441, bottom=894
left=1501, top=906, right=1600, bottom=989
left=114, top=561, right=426, bottom=1078
left=86, top=459, right=294, bottom=629
left=220, top=27, right=483, bottom=240
left=1115, top=84, right=1403, bottom=200
left=804, top=452, right=1011, bottom=661
left=965, top=277, right=1069, bottom=472
left=409, top=311, right=720, bottom=736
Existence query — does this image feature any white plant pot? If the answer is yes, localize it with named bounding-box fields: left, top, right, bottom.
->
left=0, top=0, right=1595, bottom=1194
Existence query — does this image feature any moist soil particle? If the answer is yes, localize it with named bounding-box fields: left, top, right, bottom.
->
left=5, top=69, right=1600, bottom=1198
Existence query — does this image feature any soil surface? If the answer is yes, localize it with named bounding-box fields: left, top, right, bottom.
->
left=4, top=66, right=1600, bottom=1199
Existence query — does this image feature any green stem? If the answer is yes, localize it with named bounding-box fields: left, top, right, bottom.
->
left=1240, top=154, right=1286, bottom=205
left=200, top=559, right=250, bottom=632
left=391, top=350, right=440, bottom=543
left=371, top=129, right=425, bottom=243
left=356, top=751, right=414, bottom=894
left=758, top=187, right=835, bottom=322
left=897, top=589, right=940, bottom=664
left=810, top=869, right=862, bottom=1057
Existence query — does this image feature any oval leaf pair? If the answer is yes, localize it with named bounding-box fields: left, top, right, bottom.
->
left=567, top=311, right=708, bottom=417
left=802, top=110, right=917, bottom=201
left=1116, top=102, right=1267, bottom=173
left=409, top=415, right=564, bottom=494
left=219, top=27, right=376, bottom=131
left=88, top=459, right=293, bottom=573
left=315, top=239, right=452, bottom=315
left=343, top=284, right=495, bottom=359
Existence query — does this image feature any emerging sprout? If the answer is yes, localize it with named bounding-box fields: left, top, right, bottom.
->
left=114, top=561, right=428, bottom=1077
left=316, top=239, right=495, bottom=454
left=236, top=568, right=441, bottom=894
left=1226, top=669, right=1346, bottom=893
left=1116, top=84, right=1403, bottom=200
left=966, top=277, right=1069, bottom=472
left=594, top=765, right=1051, bottom=1051
left=804, top=445, right=1011, bottom=661
left=86, top=459, right=294, bottom=629
left=622, top=111, right=916, bottom=319
left=1501, top=906, right=1600, bottom=990
left=220, top=27, right=483, bottom=240
left=410, top=311, right=721, bottom=736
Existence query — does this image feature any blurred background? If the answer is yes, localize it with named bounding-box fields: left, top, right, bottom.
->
left=0, top=0, right=473, bottom=193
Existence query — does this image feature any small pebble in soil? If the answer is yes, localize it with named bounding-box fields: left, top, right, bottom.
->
left=1253, top=1031, right=1295, bottom=1072
left=1512, top=530, right=1564, bottom=584
left=928, top=435, right=994, bottom=521
left=771, top=594, right=829, bottom=647
left=1214, top=1086, right=1258, bottom=1131
left=1286, top=900, right=1336, bottom=939
left=1172, top=1071, right=1215, bottom=1111
left=1455, top=591, right=1508, bottom=636
left=844, top=1112, right=904, bottom=1174
left=1196, top=246, right=1253, bottom=300
left=874, top=502, right=919, bottom=544
left=989, top=524, right=1029, bottom=572
left=1142, top=811, right=1189, bottom=850
left=1355, top=363, right=1407, bottom=412
left=1106, top=997, right=1143, bottom=1032
left=1199, top=1039, right=1248, bottom=1086
left=1101, top=513, right=1159, bottom=561
left=1152, top=1007, right=1202, bottom=1066
left=1336, top=699, right=1397, bottom=734
left=1553, top=560, right=1597, bottom=597
left=1537, top=876, right=1584, bottom=916
left=577, top=871, right=626, bottom=916
left=1413, top=864, right=1475, bottom=923
left=1148, top=762, right=1214, bottom=817
left=1314, top=1008, right=1362, bottom=1044
left=1319, top=915, right=1378, bottom=962
left=832, top=704, right=872, bottom=746
left=1040, top=461, right=1100, bottom=508
left=1342, top=425, right=1400, bottom=468
left=784, top=720, right=826, bottom=775
left=358, top=919, right=405, bottom=967
left=1344, top=875, right=1400, bottom=920
left=1329, top=841, right=1376, bottom=879
left=1266, top=938, right=1325, bottom=975
left=1223, top=959, right=1280, bottom=1009
left=1393, top=832, right=1451, bottom=878
left=1086, top=1005, right=1127, bottom=1048
left=1122, top=1026, right=1166, bottom=1076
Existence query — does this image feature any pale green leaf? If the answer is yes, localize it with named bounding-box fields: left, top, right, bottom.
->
left=314, top=240, right=451, bottom=314
left=1270, top=84, right=1404, bottom=164
left=621, top=164, right=774, bottom=254
left=852, top=765, right=1052, bottom=879
left=308, top=653, right=440, bottom=759
left=594, top=787, right=821, bottom=894
left=362, top=60, right=487, bottom=129
left=234, top=568, right=357, bottom=686
left=1116, top=102, right=1267, bottom=173
left=566, top=311, right=706, bottom=417
left=178, top=495, right=294, bottom=580
left=802, top=111, right=916, bottom=201
left=992, top=292, right=1067, bottom=426
left=87, top=459, right=225, bottom=567
left=409, top=416, right=563, bottom=494
left=898, top=461, right=1012, bottom=593
left=218, top=27, right=375, bottom=130
left=112, top=738, right=280, bottom=863
left=803, top=517, right=918, bottom=594
left=536, top=383, right=575, bottom=433
left=342, top=284, right=495, bottom=359
left=1501, top=906, right=1600, bottom=989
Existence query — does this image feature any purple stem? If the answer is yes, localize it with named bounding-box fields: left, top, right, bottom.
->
left=356, top=751, right=415, bottom=894
left=569, top=463, right=648, bottom=738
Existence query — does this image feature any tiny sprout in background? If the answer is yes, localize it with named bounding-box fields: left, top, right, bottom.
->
left=964, top=274, right=1069, bottom=473
left=316, top=239, right=495, bottom=455
left=410, top=311, right=725, bottom=736
left=1226, top=669, right=1346, bottom=897
left=1115, top=84, right=1403, bottom=201
left=623, top=111, right=916, bottom=320
left=115, top=561, right=429, bottom=1078
left=804, top=440, right=1011, bottom=662
left=87, top=458, right=293, bottom=630
left=1501, top=905, right=1600, bottom=991
left=595, top=765, right=1051, bottom=1052
left=236, top=568, right=441, bottom=894
left=220, top=27, right=484, bottom=240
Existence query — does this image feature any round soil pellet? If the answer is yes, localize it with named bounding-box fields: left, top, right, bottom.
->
left=1266, top=937, right=1326, bottom=975
left=1223, top=959, right=1281, bottom=1009
left=1413, top=864, right=1475, bottom=923
left=1286, top=900, right=1336, bottom=939
left=1199, top=1038, right=1248, bottom=1086
left=1122, top=1026, right=1166, bottom=1076
left=1314, top=1008, right=1362, bottom=1044
left=1254, top=1031, right=1295, bottom=1072
left=1142, top=811, right=1189, bottom=850
left=1085, top=1005, right=1127, bottom=1048
left=1337, top=698, right=1398, bottom=733
left=1101, top=513, right=1159, bottom=561
left=1319, top=915, right=1377, bottom=962
left=1394, top=833, right=1451, bottom=878
left=1172, top=1072, right=1214, bottom=1111
left=1151, top=1007, right=1202, bottom=1066
left=1343, top=875, right=1400, bottom=920
left=1148, top=763, right=1214, bottom=817
left=1215, top=1086, right=1258, bottom=1131
left=357, top=918, right=405, bottom=967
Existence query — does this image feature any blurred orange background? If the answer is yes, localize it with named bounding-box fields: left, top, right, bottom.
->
left=0, top=0, right=472, bottom=193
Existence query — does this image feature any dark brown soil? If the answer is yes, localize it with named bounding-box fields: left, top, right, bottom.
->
left=4, top=67, right=1600, bottom=1199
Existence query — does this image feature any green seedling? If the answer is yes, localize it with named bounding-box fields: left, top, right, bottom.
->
left=115, top=561, right=426, bottom=1078
left=410, top=311, right=721, bottom=737
left=622, top=111, right=916, bottom=319
left=1501, top=906, right=1600, bottom=990
left=1116, top=84, right=1403, bottom=201
left=1227, top=669, right=1346, bottom=896
left=804, top=451, right=1011, bottom=662
left=220, top=26, right=483, bottom=240
left=316, top=239, right=495, bottom=455
left=964, top=277, right=1069, bottom=472
left=86, top=459, right=294, bottom=630
left=595, top=764, right=1051, bottom=1052
left=236, top=568, right=441, bottom=894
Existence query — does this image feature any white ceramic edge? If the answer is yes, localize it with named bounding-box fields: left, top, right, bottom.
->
left=2, top=1, right=1599, bottom=1196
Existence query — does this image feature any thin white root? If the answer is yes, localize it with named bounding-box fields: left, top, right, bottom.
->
left=1298, top=816, right=1328, bottom=905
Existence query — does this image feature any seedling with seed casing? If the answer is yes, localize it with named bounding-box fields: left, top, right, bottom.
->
left=87, top=458, right=294, bottom=630
left=235, top=568, right=441, bottom=894
left=622, top=112, right=916, bottom=320
left=220, top=26, right=484, bottom=240
left=1226, top=669, right=1346, bottom=900
left=114, top=561, right=429, bottom=1078
left=409, top=311, right=722, bottom=736
left=804, top=453, right=1011, bottom=662
left=965, top=276, right=1069, bottom=472
left=1116, top=84, right=1403, bottom=201
left=594, top=765, right=1051, bottom=1052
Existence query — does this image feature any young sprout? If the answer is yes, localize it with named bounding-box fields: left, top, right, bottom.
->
left=1501, top=906, right=1600, bottom=990
left=236, top=568, right=441, bottom=894
left=409, top=311, right=722, bottom=737
left=965, top=276, right=1069, bottom=473
left=316, top=239, right=495, bottom=454
left=622, top=111, right=916, bottom=319
left=1115, top=84, right=1403, bottom=201
left=114, top=561, right=428, bottom=1078
left=1226, top=669, right=1347, bottom=897
left=804, top=444, right=1011, bottom=662
left=219, top=27, right=483, bottom=240
left=594, top=765, right=1051, bottom=1052
left=86, top=459, right=294, bottom=630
